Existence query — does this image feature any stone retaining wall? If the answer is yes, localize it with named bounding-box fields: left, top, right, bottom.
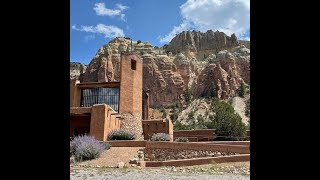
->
left=120, top=113, right=144, bottom=140
left=144, top=148, right=240, bottom=161
left=139, top=154, right=250, bottom=167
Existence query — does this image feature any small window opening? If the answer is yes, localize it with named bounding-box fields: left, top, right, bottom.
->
left=131, top=59, right=136, bottom=70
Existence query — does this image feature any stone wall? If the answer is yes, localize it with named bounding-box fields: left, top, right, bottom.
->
left=139, top=154, right=250, bottom=167
left=173, top=129, right=216, bottom=141
left=144, top=148, right=239, bottom=161
left=120, top=113, right=144, bottom=140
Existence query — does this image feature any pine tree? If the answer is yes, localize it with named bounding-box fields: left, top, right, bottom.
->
left=238, top=81, right=246, bottom=97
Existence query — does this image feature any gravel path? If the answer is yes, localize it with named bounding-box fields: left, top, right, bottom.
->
left=71, top=167, right=250, bottom=180
left=79, top=147, right=144, bottom=168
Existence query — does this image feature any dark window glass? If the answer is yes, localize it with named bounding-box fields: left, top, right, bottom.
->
left=131, top=59, right=136, bottom=70
left=80, top=87, right=119, bottom=112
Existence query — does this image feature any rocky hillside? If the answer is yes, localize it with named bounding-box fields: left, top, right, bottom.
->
left=70, top=62, right=87, bottom=80
left=70, top=30, right=250, bottom=122
left=166, top=30, right=239, bottom=60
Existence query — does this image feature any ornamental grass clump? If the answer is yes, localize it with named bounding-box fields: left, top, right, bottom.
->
left=150, top=133, right=171, bottom=141
left=107, top=129, right=136, bottom=140
left=70, top=135, right=107, bottom=162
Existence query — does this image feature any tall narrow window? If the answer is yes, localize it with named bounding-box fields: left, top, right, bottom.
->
left=131, top=59, right=136, bottom=70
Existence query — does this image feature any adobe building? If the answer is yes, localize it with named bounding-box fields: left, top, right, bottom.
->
left=70, top=53, right=148, bottom=141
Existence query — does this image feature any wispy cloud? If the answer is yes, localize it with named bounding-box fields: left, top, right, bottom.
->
left=84, top=35, right=95, bottom=42
left=72, top=24, right=124, bottom=38
left=159, top=0, right=250, bottom=43
left=116, top=3, right=129, bottom=11
left=159, top=21, right=193, bottom=43
left=93, top=2, right=129, bottom=21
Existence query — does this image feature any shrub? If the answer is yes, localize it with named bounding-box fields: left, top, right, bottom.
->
left=245, top=98, right=250, bottom=118
left=237, top=81, right=247, bottom=97
left=102, top=142, right=112, bottom=150
left=175, top=137, right=189, bottom=142
left=150, top=133, right=171, bottom=141
left=197, top=114, right=206, bottom=129
left=170, top=102, right=180, bottom=123
left=160, top=107, right=167, bottom=118
left=107, top=129, right=136, bottom=140
left=185, top=88, right=193, bottom=105
left=70, top=135, right=106, bottom=162
left=210, top=98, right=246, bottom=141
left=173, top=121, right=193, bottom=130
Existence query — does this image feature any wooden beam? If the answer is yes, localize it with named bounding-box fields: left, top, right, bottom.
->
left=76, top=82, right=120, bottom=89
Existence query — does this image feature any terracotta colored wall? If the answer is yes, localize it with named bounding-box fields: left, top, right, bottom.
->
left=70, top=79, right=81, bottom=107
left=104, top=140, right=147, bottom=147
left=145, top=141, right=249, bottom=154
left=70, top=115, right=91, bottom=137
left=70, top=105, right=120, bottom=141
left=203, top=141, right=250, bottom=146
left=139, top=154, right=250, bottom=167
left=173, top=129, right=216, bottom=141
left=142, top=119, right=173, bottom=141
left=90, top=104, right=120, bottom=141
left=119, top=53, right=143, bottom=114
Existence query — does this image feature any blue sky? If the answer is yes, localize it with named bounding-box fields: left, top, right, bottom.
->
left=71, top=0, right=250, bottom=64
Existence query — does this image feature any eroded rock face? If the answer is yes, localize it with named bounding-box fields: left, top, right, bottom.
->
left=166, top=30, right=239, bottom=59
left=193, top=49, right=250, bottom=99
left=70, top=62, right=87, bottom=80
left=79, top=40, right=123, bottom=82
left=143, top=54, right=185, bottom=107
left=73, top=31, right=250, bottom=107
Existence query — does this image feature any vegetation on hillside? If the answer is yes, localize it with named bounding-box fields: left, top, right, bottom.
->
left=173, top=98, right=246, bottom=140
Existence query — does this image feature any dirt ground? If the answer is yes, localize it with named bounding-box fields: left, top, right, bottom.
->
left=75, top=147, right=144, bottom=168
left=71, top=162, right=250, bottom=180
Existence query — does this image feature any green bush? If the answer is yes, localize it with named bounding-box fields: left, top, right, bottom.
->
left=160, top=107, right=167, bottom=118
left=173, top=121, right=193, bottom=130
left=210, top=98, right=246, bottom=140
left=237, top=81, right=247, bottom=97
left=175, top=137, right=189, bottom=142
left=170, top=102, right=180, bottom=123
left=150, top=133, right=171, bottom=141
left=107, top=129, right=136, bottom=140
left=245, top=98, right=250, bottom=117
left=185, top=88, right=193, bottom=105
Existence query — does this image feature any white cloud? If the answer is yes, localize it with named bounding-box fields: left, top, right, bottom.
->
left=159, top=0, right=250, bottom=43
left=120, top=14, right=126, bottom=21
left=116, top=3, right=129, bottom=11
left=93, top=2, right=129, bottom=21
left=72, top=24, right=124, bottom=38
left=159, top=21, right=192, bottom=43
left=84, top=35, right=95, bottom=42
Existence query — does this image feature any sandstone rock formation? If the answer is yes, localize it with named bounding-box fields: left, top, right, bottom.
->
left=142, top=53, right=185, bottom=107
left=193, top=47, right=250, bottom=99
left=73, top=30, right=250, bottom=108
left=70, top=62, right=87, bottom=80
left=166, top=30, right=239, bottom=59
